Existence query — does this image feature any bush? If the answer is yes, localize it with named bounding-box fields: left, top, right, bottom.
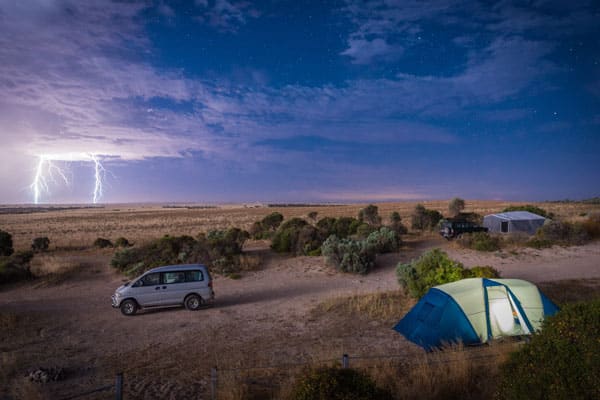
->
left=31, top=237, right=50, bottom=252
left=468, top=265, right=500, bottom=278
left=271, top=218, right=307, bottom=253
left=0, top=250, right=34, bottom=284
left=498, top=299, right=600, bottom=400
left=0, top=230, right=14, bottom=257
left=93, top=238, right=113, bottom=248
left=396, top=249, right=499, bottom=298
left=456, top=232, right=501, bottom=251
left=114, top=237, right=131, bottom=247
left=411, top=204, right=443, bottom=231
left=502, top=204, right=554, bottom=219
left=322, top=236, right=376, bottom=275
left=111, top=229, right=250, bottom=277
left=536, top=220, right=589, bottom=246
left=448, top=197, right=465, bottom=216
left=365, top=227, right=399, bottom=254
left=525, top=237, right=553, bottom=249
left=355, top=223, right=377, bottom=239
left=581, top=213, right=600, bottom=239
left=290, top=366, right=391, bottom=400
left=250, top=212, right=284, bottom=239
left=388, top=212, right=408, bottom=235
left=358, top=204, right=382, bottom=226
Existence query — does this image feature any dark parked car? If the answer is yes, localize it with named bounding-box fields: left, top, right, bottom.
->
left=439, top=219, right=488, bottom=239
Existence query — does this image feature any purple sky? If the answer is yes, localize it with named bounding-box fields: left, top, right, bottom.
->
left=0, top=1, right=599, bottom=204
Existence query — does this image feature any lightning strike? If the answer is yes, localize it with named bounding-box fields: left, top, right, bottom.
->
left=30, top=156, right=70, bottom=204
left=89, top=154, right=105, bottom=204
left=30, top=153, right=108, bottom=204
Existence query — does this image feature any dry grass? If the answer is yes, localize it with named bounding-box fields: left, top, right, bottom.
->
left=538, top=278, right=600, bottom=305
left=2, top=200, right=597, bottom=251
left=311, top=290, right=414, bottom=323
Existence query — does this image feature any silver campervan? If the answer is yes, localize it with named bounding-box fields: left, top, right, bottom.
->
left=111, top=264, right=214, bottom=315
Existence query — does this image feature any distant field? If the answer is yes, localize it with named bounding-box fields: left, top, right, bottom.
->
left=1, top=200, right=598, bottom=250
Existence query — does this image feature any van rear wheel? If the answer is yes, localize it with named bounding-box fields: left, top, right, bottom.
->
left=120, top=299, right=138, bottom=316
left=185, top=294, right=203, bottom=311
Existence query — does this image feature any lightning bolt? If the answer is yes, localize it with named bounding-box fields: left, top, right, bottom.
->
left=30, top=153, right=108, bottom=204
left=30, top=156, right=70, bottom=204
left=89, top=154, right=105, bottom=204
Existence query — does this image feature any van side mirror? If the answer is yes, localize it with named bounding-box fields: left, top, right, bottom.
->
left=132, top=280, right=143, bottom=287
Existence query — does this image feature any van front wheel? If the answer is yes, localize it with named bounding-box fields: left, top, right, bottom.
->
left=120, top=299, right=138, bottom=316
left=185, top=294, right=203, bottom=311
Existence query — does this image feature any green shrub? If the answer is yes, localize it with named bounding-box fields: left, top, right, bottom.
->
left=467, top=265, right=500, bottom=278
left=525, top=237, right=553, bottom=249
left=0, top=230, right=14, bottom=257
left=365, top=227, right=399, bottom=254
left=388, top=212, right=408, bottom=235
left=498, top=299, right=600, bottom=400
left=114, top=237, right=131, bottom=247
left=457, top=232, right=501, bottom=251
left=111, top=229, right=249, bottom=277
left=93, top=238, right=113, bottom=248
left=355, top=223, right=377, bottom=239
left=411, top=204, right=443, bottom=231
left=0, top=251, right=34, bottom=284
left=31, top=237, right=50, bottom=252
left=290, top=366, right=391, bottom=400
left=322, top=236, right=376, bottom=274
left=316, top=217, right=337, bottom=234
left=250, top=212, right=284, bottom=239
left=536, top=220, right=589, bottom=245
left=358, top=204, right=382, bottom=226
left=396, top=249, right=499, bottom=298
left=333, top=217, right=360, bottom=238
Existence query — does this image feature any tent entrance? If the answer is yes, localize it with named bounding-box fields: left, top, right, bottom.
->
left=486, top=286, right=530, bottom=338
left=501, top=221, right=509, bottom=233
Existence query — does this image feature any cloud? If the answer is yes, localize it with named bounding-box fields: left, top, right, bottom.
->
left=340, top=38, right=403, bottom=64
left=193, top=0, right=260, bottom=32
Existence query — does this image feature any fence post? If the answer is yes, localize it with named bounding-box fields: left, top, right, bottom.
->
left=115, top=372, right=123, bottom=400
left=342, top=354, right=349, bottom=369
left=210, top=367, right=218, bottom=400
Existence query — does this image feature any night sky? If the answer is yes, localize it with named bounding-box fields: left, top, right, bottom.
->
left=1, top=1, right=599, bottom=204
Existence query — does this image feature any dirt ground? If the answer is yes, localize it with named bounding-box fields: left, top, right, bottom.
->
left=2, top=235, right=600, bottom=399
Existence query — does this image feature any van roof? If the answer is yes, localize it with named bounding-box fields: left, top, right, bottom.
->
left=146, top=264, right=208, bottom=273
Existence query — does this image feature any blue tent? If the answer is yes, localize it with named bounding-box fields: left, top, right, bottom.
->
left=394, top=278, right=558, bottom=350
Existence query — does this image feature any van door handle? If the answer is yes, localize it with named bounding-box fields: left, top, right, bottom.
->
left=155, top=286, right=160, bottom=290
left=162, top=286, right=167, bottom=289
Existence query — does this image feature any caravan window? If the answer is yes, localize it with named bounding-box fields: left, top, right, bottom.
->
left=501, top=221, right=509, bottom=233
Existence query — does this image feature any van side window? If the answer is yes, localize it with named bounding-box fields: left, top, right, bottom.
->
left=185, top=270, right=204, bottom=282
left=139, top=273, right=160, bottom=286
left=163, top=271, right=186, bottom=284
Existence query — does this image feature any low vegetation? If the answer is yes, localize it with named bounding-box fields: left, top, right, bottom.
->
left=93, top=237, right=113, bottom=248
left=498, top=299, right=600, bottom=400
left=111, top=228, right=250, bottom=277
left=456, top=232, right=501, bottom=251
left=290, top=366, right=391, bottom=400
left=322, top=227, right=399, bottom=274
left=114, top=237, right=131, bottom=247
left=411, top=204, right=443, bottom=231
left=31, top=236, right=50, bottom=252
left=396, top=249, right=500, bottom=298
left=311, top=291, right=410, bottom=323
left=0, top=250, right=34, bottom=284
left=0, top=229, right=14, bottom=256
left=250, top=212, right=284, bottom=239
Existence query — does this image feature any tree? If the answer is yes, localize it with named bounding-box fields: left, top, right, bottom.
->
left=411, top=204, right=443, bottom=231
left=448, top=197, right=465, bottom=216
left=358, top=204, right=381, bottom=226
